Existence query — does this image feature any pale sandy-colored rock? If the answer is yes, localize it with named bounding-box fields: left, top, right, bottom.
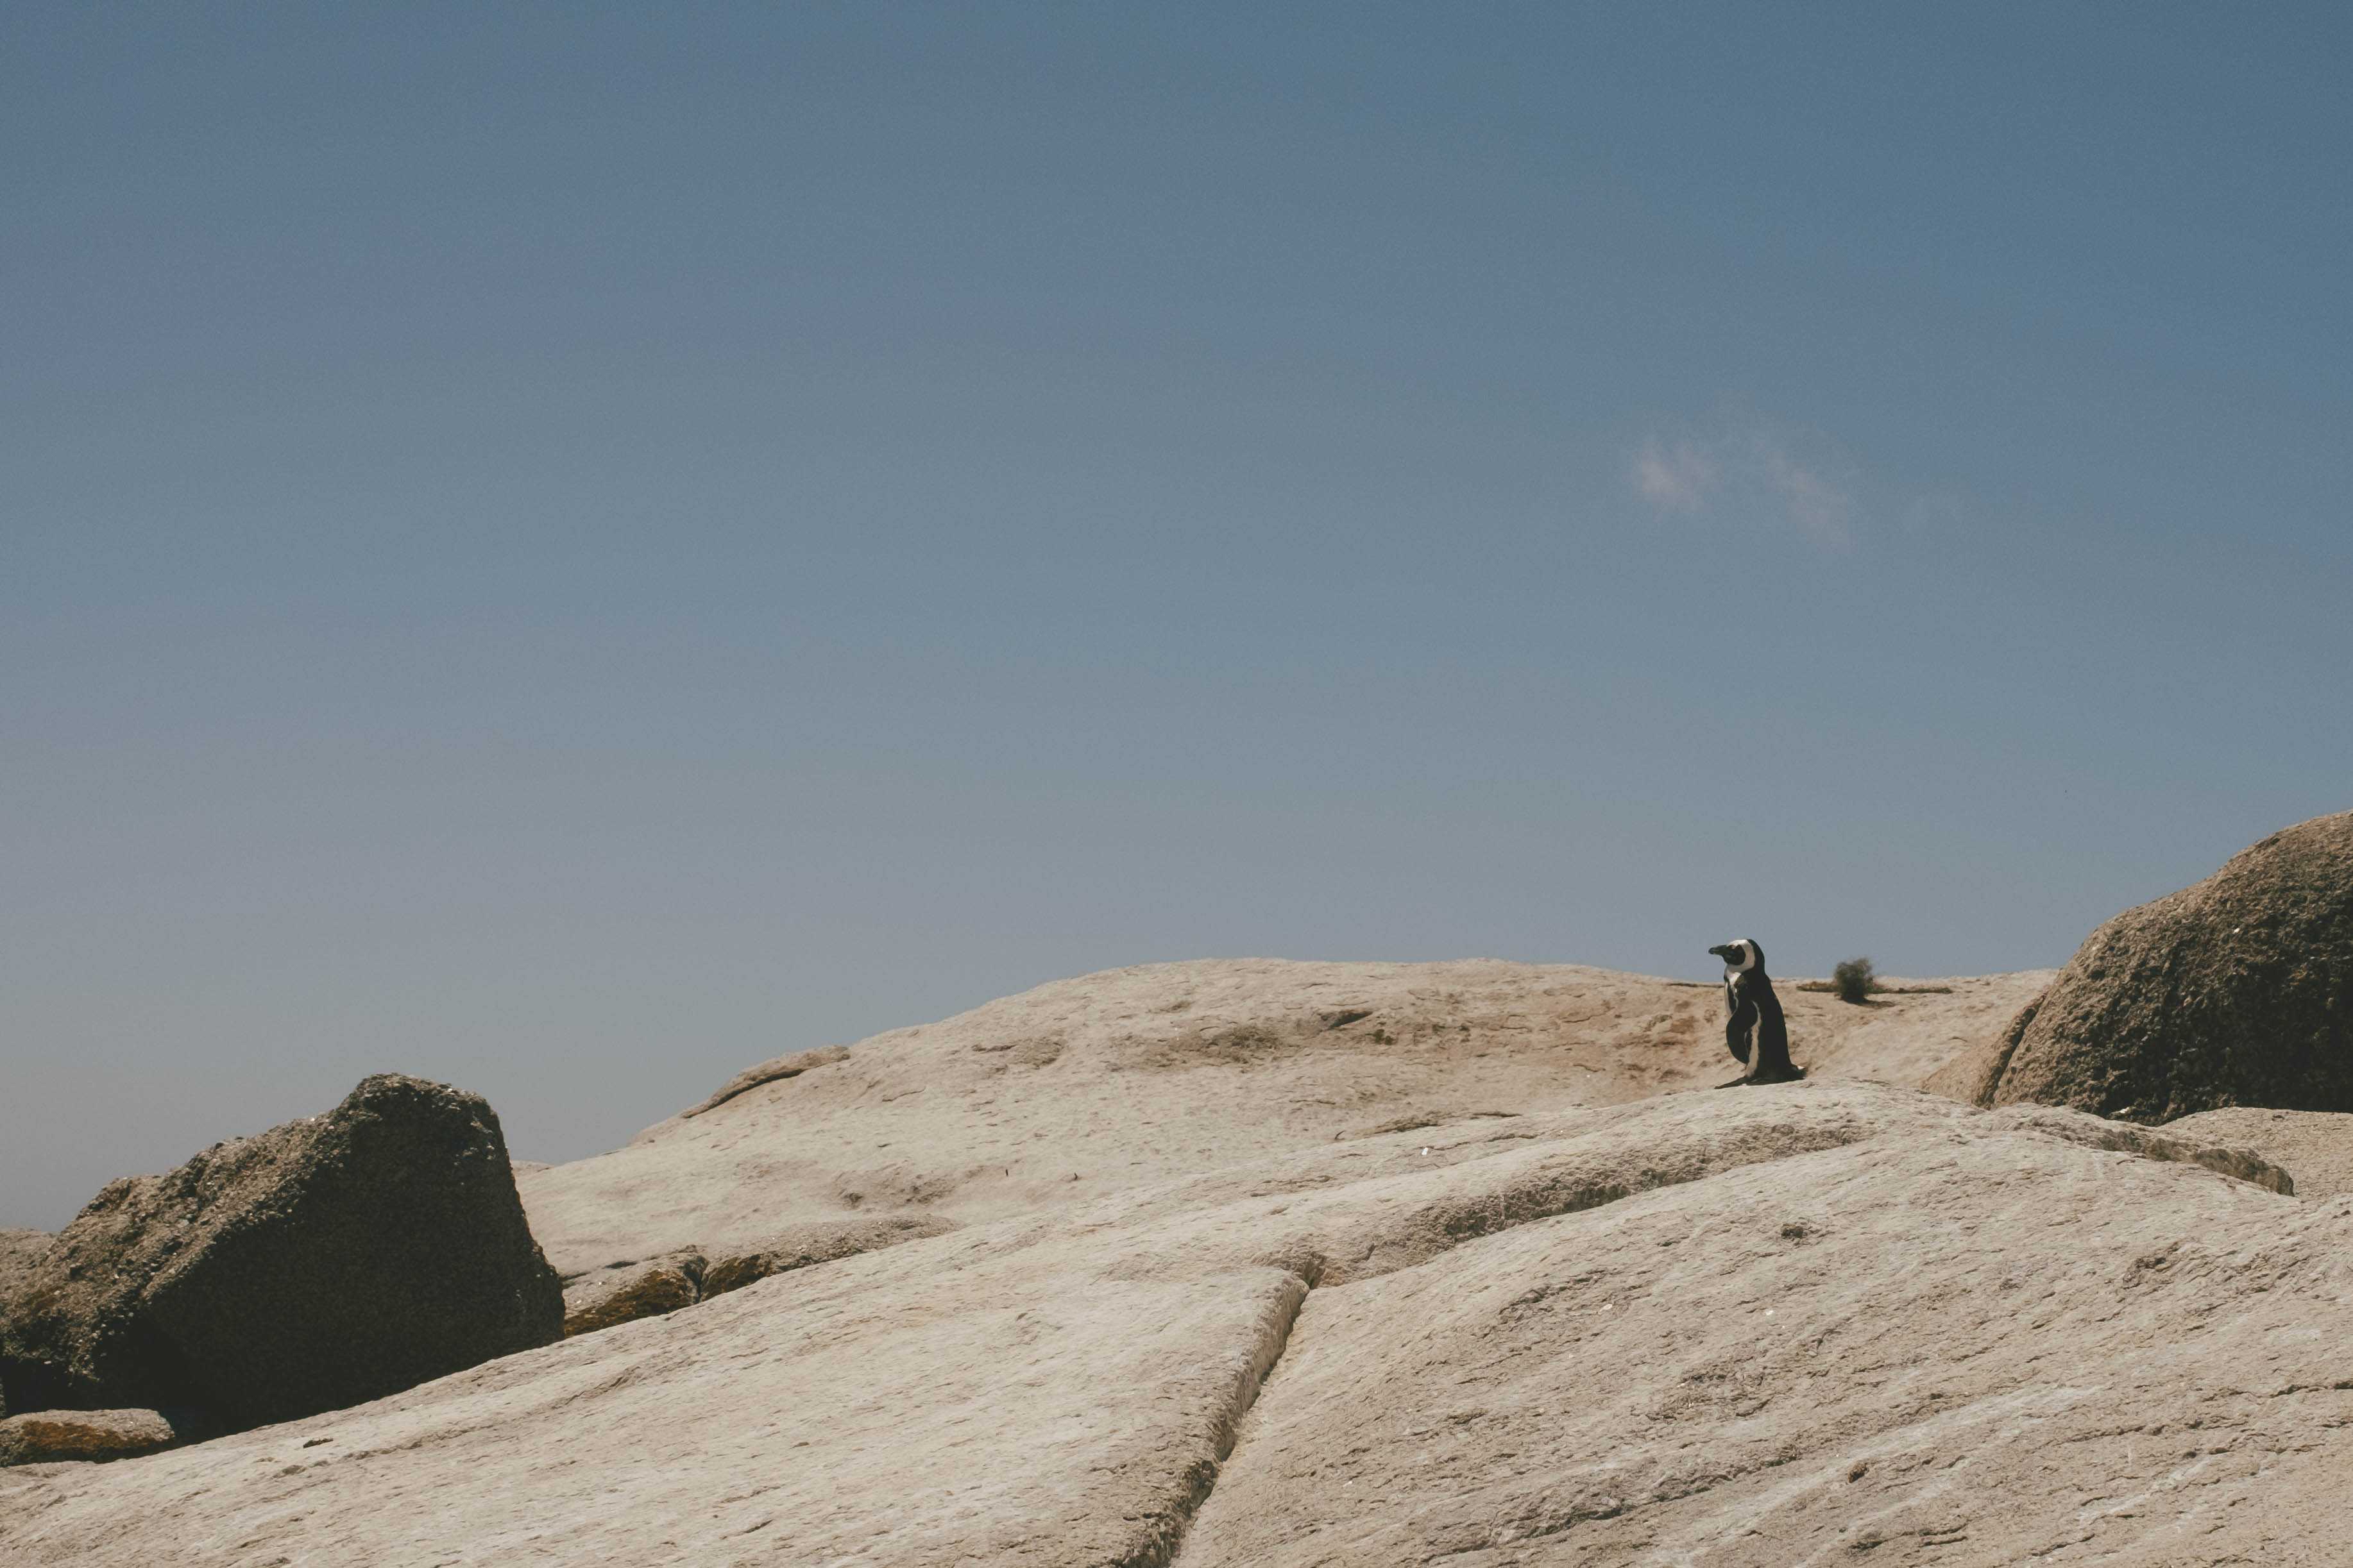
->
left=700, top=1213, right=960, bottom=1298
left=2164, top=1106, right=2353, bottom=1199
left=1796, top=972, right=2057, bottom=1088
left=519, top=959, right=2050, bottom=1281
left=2, top=1076, right=2332, bottom=1565
left=0, top=1408, right=186, bottom=1467
left=558, top=1218, right=964, bottom=1338
left=1180, top=1097, right=2341, bottom=1565
left=677, top=1044, right=853, bottom=1120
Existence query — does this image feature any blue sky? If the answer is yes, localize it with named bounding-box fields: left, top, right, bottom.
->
left=6, top=4, right=2348, bottom=1227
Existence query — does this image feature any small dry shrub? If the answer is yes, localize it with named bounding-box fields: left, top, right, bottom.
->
left=1832, top=957, right=1877, bottom=1005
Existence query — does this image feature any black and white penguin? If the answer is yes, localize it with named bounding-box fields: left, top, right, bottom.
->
left=1707, top=938, right=1799, bottom=1084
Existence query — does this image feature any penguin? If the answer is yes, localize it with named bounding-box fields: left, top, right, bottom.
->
left=1707, top=938, right=1801, bottom=1084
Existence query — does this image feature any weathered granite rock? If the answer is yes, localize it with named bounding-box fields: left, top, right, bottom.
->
left=701, top=1213, right=960, bottom=1299
left=0, top=1075, right=563, bottom=1427
left=557, top=1216, right=962, bottom=1338
left=1980, top=1102, right=2295, bottom=1193
left=1967, top=811, right=2353, bottom=1119
left=0, top=1232, right=51, bottom=1418
left=561, top=1251, right=707, bottom=1338
left=676, top=1045, right=851, bottom=1121
left=0, top=1408, right=194, bottom=1467
left=4, top=1081, right=2338, bottom=1566
left=2164, top=1105, right=2353, bottom=1198
left=0, top=1231, right=49, bottom=1302
left=522, top=959, right=2049, bottom=1280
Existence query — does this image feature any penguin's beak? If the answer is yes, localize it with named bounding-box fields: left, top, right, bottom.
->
left=1707, top=944, right=1735, bottom=961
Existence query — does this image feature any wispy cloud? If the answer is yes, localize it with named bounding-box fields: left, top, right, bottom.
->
left=1754, top=437, right=1855, bottom=547
left=1631, top=437, right=1719, bottom=514
left=1627, top=422, right=1864, bottom=548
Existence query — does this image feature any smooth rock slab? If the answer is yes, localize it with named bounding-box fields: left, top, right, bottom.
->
left=1180, top=1108, right=2335, bottom=1565
left=701, top=1213, right=959, bottom=1298
left=2164, top=1106, right=2353, bottom=1199
left=3, top=1083, right=2323, bottom=1566
left=519, top=959, right=2049, bottom=1278
left=0, top=1241, right=1304, bottom=1566
left=557, top=1217, right=963, bottom=1338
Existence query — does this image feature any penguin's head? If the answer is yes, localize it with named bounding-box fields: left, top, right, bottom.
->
left=1708, top=938, right=1763, bottom=974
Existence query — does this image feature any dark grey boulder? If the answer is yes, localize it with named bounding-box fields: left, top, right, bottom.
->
left=1975, top=810, right=2353, bottom=1120
left=0, top=1075, right=563, bottom=1428
left=0, top=1230, right=51, bottom=1416
left=0, top=1230, right=50, bottom=1299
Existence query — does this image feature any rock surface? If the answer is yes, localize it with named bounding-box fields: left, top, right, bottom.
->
left=0, top=1232, right=49, bottom=1301
left=558, top=1215, right=964, bottom=1336
left=1180, top=1092, right=2335, bottom=1567
left=0, top=1408, right=192, bottom=1467
left=698, top=1213, right=960, bottom=1299
left=2164, top=1106, right=2353, bottom=1199
left=0, top=1075, right=563, bottom=1427
left=1956, top=811, right=2353, bottom=1119
left=0, top=1079, right=2336, bottom=1565
left=677, top=1045, right=852, bottom=1120
left=559, top=1251, right=706, bottom=1338
left=518, top=959, right=2050, bottom=1283
left=0, top=1231, right=49, bottom=1412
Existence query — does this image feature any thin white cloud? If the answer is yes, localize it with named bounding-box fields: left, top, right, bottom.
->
left=1754, top=436, right=1855, bottom=548
left=1631, top=437, right=1719, bottom=513
left=1627, top=422, right=1870, bottom=550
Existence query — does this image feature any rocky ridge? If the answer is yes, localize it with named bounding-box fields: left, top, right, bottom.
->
left=0, top=1079, right=2326, bottom=1566
left=7, top=939, right=2347, bottom=1565
left=516, top=959, right=2048, bottom=1287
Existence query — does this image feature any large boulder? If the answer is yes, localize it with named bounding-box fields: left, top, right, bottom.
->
left=0, top=1231, right=50, bottom=1299
left=0, top=1231, right=52, bottom=1416
left=0, top=1075, right=563, bottom=1428
left=1971, top=810, right=2353, bottom=1119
